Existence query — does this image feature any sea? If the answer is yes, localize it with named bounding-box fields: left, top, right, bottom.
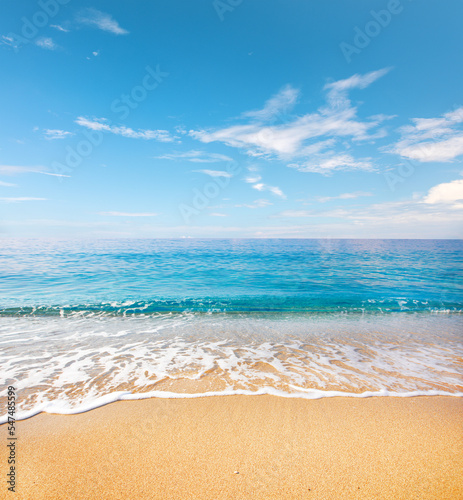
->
left=0, top=238, right=462, bottom=422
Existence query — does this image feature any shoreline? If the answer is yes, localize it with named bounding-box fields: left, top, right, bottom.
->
left=3, top=389, right=463, bottom=425
left=2, top=311, right=462, bottom=422
left=2, top=395, right=462, bottom=499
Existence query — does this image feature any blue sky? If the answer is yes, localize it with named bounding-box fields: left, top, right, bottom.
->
left=1, top=0, right=462, bottom=238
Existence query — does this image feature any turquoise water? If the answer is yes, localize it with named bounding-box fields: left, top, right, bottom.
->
left=0, top=239, right=462, bottom=421
left=0, top=239, right=462, bottom=314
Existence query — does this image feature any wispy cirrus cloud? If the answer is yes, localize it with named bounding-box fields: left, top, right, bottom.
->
left=0, top=197, right=47, bottom=203
left=316, top=191, right=373, bottom=203
left=0, top=165, right=70, bottom=178
left=273, top=210, right=313, bottom=218
left=264, top=199, right=463, bottom=238
left=273, top=179, right=463, bottom=226
left=156, top=150, right=232, bottom=163
left=99, top=212, right=158, bottom=217
left=252, top=183, right=286, bottom=198
left=244, top=174, right=262, bottom=184
left=194, top=169, right=233, bottom=178
left=235, top=199, right=273, bottom=209
left=190, top=69, right=391, bottom=174
left=243, top=173, right=286, bottom=198
left=1, top=34, right=59, bottom=52
left=0, top=165, right=47, bottom=176
left=35, top=37, right=58, bottom=50
left=50, top=24, right=70, bottom=33
left=392, top=107, right=463, bottom=162
left=242, top=84, right=299, bottom=122
left=0, top=180, right=17, bottom=187
left=77, top=8, right=129, bottom=35
left=1, top=35, right=15, bottom=47
left=43, top=129, right=74, bottom=140
left=289, top=153, right=373, bottom=174
left=76, top=117, right=175, bottom=142
left=323, top=68, right=391, bottom=107
left=38, top=172, right=70, bottom=178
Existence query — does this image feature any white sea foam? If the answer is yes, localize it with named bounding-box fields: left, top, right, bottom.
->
left=1, top=313, right=462, bottom=423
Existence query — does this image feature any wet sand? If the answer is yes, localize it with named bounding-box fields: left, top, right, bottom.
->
left=2, top=395, right=462, bottom=499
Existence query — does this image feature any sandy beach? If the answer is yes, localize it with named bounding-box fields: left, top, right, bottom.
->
left=2, top=395, right=462, bottom=499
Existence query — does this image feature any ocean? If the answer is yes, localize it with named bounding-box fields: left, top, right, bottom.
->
left=1, top=238, right=462, bottom=422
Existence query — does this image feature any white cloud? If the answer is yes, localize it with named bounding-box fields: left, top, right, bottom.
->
left=35, top=37, right=58, bottom=50
left=156, top=150, right=232, bottom=162
left=190, top=69, right=391, bottom=173
left=0, top=35, right=15, bottom=47
left=99, top=212, right=158, bottom=217
left=0, top=197, right=46, bottom=203
left=243, top=173, right=285, bottom=198
left=323, top=68, right=391, bottom=108
left=275, top=210, right=312, bottom=218
left=316, top=191, right=373, bottom=203
left=0, top=165, right=70, bottom=178
left=209, top=213, right=227, bottom=217
left=50, top=24, right=69, bottom=32
left=76, top=117, right=174, bottom=142
left=423, top=179, right=463, bottom=205
left=393, top=107, right=463, bottom=162
left=289, top=153, right=373, bottom=174
left=0, top=181, right=17, bottom=187
left=77, top=8, right=129, bottom=35
left=270, top=200, right=463, bottom=236
left=396, top=135, right=463, bottom=163
left=43, top=129, right=74, bottom=140
left=272, top=182, right=463, bottom=234
left=244, top=174, right=262, bottom=183
left=39, top=172, right=71, bottom=178
left=252, top=183, right=286, bottom=198
left=242, top=85, right=300, bottom=122
left=259, top=198, right=463, bottom=237
left=236, top=199, right=273, bottom=209
left=0, top=165, right=44, bottom=175
left=194, top=170, right=232, bottom=178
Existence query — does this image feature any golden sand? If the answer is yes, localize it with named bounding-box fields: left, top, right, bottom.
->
left=2, top=395, right=462, bottom=499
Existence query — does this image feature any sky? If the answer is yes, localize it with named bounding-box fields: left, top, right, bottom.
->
left=0, top=0, right=462, bottom=238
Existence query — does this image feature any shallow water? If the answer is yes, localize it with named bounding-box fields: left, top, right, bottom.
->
left=0, top=239, right=462, bottom=421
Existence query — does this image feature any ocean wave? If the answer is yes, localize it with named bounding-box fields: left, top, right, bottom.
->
left=1, top=313, right=462, bottom=422
left=0, top=297, right=462, bottom=317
